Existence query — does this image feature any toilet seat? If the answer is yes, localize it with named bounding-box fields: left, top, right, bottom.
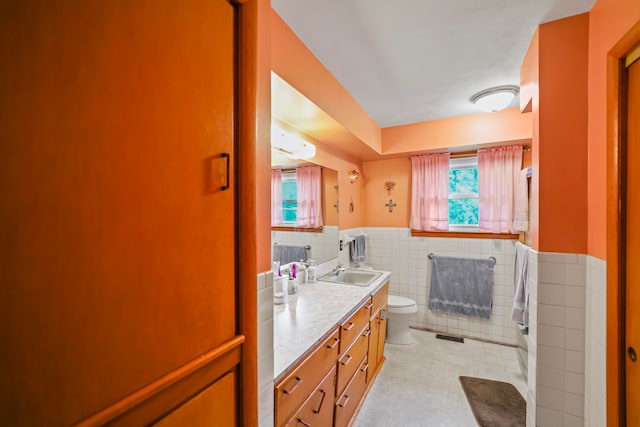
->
left=387, top=295, right=418, bottom=314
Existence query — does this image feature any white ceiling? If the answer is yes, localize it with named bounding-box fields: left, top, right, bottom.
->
left=271, top=0, right=596, bottom=127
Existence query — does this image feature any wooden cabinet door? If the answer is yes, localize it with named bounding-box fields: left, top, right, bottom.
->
left=0, top=1, right=251, bottom=425
left=368, top=314, right=381, bottom=376
left=376, top=306, right=388, bottom=367
left=285, top=367, right=336, bottom=427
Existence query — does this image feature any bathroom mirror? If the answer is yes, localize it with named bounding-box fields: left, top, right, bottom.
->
left=271, top=159, right=339, bottom=265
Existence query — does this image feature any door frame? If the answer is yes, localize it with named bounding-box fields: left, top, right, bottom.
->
left=607, top=20, right=640, bottom=427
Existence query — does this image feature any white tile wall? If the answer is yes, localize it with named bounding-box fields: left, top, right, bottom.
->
left=527, top=249, right=539, bottom=427
left=585, top=256, right=607, bottom=426
left=340, top=227, right=521, bottom=346
left=528, top=251, right=589, bottom=427
left=257, top=271, right=274, bottom=427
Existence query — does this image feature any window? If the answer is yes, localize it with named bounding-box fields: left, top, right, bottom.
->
left=281, top=171, right=297, bottom=224
left=448, top=157, right=479, bottom=229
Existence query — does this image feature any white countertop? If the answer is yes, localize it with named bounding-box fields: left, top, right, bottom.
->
left=273, top=270, right=391, bottom=381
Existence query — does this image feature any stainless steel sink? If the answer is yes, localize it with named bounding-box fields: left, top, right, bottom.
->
left=319, top=269, right=382, bottom=287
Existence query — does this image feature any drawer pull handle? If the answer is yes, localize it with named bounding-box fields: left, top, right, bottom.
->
left=361, top=363, right=369, bottom=373
left=297, top=418, right=311, bottom=426
left=326, top=337, right=340, bottom=349
left=364, top=302, right=373, bottom=310
left=343, top=322, right=355, bottom=331
left=313, top=389, right=327, bottom=414
left=338, top=394, right=350, bottom=408
left=363, top=329, right=371, bottom=337
left=283, top=376, right=302, bottom=395
left=341, top=355, right=353, bottom=366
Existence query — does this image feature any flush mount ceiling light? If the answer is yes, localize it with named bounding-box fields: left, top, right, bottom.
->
left=271, top=124, right=316, bottom=159
left=470, top=85, right=520, bottom=113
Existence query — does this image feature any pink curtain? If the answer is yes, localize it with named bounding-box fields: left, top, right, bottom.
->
left=271, top=169, right=282, bottom=226
left=296, top=165, right=323, bottom=227
left=478, top=145, right=523, bottom=233
left=410, top=153, right=450, bottom=231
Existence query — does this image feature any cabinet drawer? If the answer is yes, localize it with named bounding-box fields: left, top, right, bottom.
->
left=339, top=300, right=371, bottom=354
left=334, top=357, right=369, bottom=427
left=276, top=328, right=340, bottom=427
left=371, top=281, right=389, bottom=317
left=284, top=366, right=336, bottom=427
left=336, top=326, right=369, bottom=397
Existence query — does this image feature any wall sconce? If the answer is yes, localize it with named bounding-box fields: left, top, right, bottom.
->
left=470, top=85, right=519, bottom=113
left=348, top=169, right=360, bottom=184
left=271, top=124, right=316, bottom=159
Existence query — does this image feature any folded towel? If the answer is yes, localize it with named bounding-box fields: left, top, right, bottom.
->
left=513, top=169, right=529, bottom=232
left=511, top=242, right=530, bottom=326
left=273, top=244, right=308, bottom=266
left=350, top=235, right=366, bottom=264
left=428, top=255, right=495, bottom=319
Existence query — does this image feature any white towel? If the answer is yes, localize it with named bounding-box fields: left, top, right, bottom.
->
left=513, top=168, right=529, bottom=232
left=511, top=242, right=530, bottom=326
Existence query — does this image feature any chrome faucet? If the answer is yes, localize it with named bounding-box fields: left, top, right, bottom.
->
left=331, top=262, right=345, bottom=276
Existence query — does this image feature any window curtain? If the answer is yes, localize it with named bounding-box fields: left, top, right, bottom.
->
left=410, top=153, right=450, bottom=231
left=478, top=145, right=524, bottom=233
left=296, top=165, right=323, bottom=227
left=271, top=168, right=282, bottom=226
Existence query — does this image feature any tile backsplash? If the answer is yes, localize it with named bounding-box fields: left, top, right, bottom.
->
left=341, top=227, right=520, bottom=346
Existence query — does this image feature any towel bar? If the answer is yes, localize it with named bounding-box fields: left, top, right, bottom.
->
left=427, top=253, right=497, bottom=265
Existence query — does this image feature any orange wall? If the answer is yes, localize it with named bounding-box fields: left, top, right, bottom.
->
left=270, top=9, right=381, bottom=153
left=256, top=0, right=272, bottom=273
left=538, top=14, right=589, bottom=254
left=363, top=159, right=412, bottom=227
left=382, top=107, right=532, bottom=154
left=521, top=15, right=589, bottom=254
left=587, top=0, right=640, bottom=260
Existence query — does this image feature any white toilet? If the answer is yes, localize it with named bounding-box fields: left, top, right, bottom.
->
left=386, top=295, right=418, bottom=345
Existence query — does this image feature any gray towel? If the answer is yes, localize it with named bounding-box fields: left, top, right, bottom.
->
left=350, top=235, right=366, bottom=264
left=273, top=244, right=308, bottom=266
left=428, top=255, right=495, bottom=319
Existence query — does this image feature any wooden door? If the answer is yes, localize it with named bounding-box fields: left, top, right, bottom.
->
left=0, top=1, right=256, bottom=425
left=626, top=46, right=640, bottom=426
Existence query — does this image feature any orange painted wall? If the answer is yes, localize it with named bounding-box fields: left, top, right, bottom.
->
left=537, top=14, right=589, bottom=254
left=270, top=9, right=381, bottom=153
left=256, top=0, right=273, bottom=273
left=588, top=0, right=640, bottom=260
left=382, top=107, right=532, bottom=154
left=363, top=159, right=412, bottom=227
left=521, top=15, right=589, bottom=253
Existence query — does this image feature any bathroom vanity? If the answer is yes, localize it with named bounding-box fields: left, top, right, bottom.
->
left=274, top=273, right=390, bottom=427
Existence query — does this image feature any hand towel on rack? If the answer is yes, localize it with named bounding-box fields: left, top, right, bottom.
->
left=428, top=255, right=495, bottom=319
left=350, top=235, right=366, bottom=264
left=511, top=242, right=530, bottom=326
left=273, top=244, right=308, bottom=266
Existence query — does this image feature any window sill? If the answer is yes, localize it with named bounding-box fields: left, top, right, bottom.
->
left=410, top=229, right=520, bottom=239
left=272, top=225, right=323, bottom=233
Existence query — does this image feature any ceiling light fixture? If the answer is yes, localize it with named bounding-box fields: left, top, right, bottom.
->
left=470, top=85, right=519, bottom=113
left=271, top=124, right=316, bottom=159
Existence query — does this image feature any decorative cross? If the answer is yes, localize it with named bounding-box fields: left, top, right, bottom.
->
left=385, top=198, right=397, bottom=213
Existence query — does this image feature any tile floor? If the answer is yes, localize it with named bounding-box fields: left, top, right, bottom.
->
left=354, top=329, right=527, bottom=427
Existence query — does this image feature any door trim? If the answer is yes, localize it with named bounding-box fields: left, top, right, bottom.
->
left=607, top=21, right=640, bottom=427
